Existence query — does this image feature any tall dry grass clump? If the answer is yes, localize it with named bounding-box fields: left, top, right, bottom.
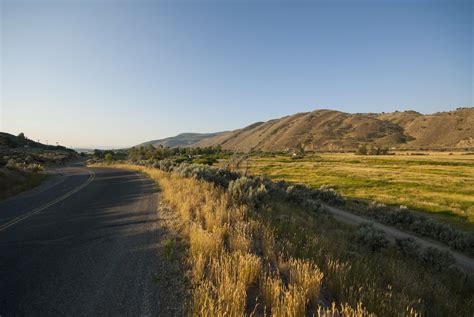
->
left=286, top=258, right=324, bottom=306
left=259, top=258, right=324, bottom=316
left=260, top=273, right=308, bottom=317
left=139, top=167, right=330, bottom=316
left=316, top=302, right=376, bottom=317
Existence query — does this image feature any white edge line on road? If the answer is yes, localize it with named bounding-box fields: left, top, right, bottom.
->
left=0, top=170, right=96, bottom=232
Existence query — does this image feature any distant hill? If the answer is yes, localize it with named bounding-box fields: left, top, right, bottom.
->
left=0, top=132, right=77, bottom=200
left=139, top=132, right=226, bottom=148
left=0, top=131, right=77, bottom=170
left=376, top=108, right=474, bottom=149
left=194, top=108, right=474, bottom=151
left=0, top=132, right=75, bottom=152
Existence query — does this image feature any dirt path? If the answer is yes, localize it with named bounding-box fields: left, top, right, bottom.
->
left=322, top=203, right=474, bottom=274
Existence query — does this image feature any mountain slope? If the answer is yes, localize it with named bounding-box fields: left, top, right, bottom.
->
left=378, top=108, right=474, bottom=149
left=139, top=132, right=225, bottom=148
left=195, top=108, right=474, bottom=151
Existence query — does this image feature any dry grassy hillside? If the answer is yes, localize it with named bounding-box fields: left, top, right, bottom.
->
left=196, top=108, right=474, bottom=151
left=0, top=132, right=77, bottom=200
left=379, top=108, right=474, bottom=149
left=139, top=132, right=226, bottom=147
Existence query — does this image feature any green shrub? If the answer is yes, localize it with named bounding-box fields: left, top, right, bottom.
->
left=395, top=238, right=420, bottom=257
left=172, top=163, right=240, bottom=188
left=354, top=223, right=390, bottom=252
left=158, top=159, right=175, bottom=172
left=228, top=176, right=268, bottom=206
left=284, top=184, right=323, bottom=213
left=104, top=153, right=114, bottom=163
left=313, top=185, right=345, bottom=205
left=174, top=156, right=191, bottom=164
left=192, top=156, right=217, bottom=166
left=420, top=247, right=455, bottom=271
left=360, top=203, right=474, bottom=255
left=5, top=159, right=44, bottom=172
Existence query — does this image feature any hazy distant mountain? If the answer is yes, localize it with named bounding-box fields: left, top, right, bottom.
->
left=139, top=132, right=226, bottom=148
left=194, top=108, right=474, bottom=151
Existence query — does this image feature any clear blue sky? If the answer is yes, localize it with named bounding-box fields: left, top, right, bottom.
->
left=1, top=0, right=472, bottom=148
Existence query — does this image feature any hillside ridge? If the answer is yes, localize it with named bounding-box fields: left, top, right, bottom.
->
left=194, top=107, right=473, bottom=151
left=139, top=132, right=226, bottom=148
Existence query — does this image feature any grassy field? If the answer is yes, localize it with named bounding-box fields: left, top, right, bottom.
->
left=242, top=153, right=474, bottom=231
left=101, top=163, right=474, bottom=316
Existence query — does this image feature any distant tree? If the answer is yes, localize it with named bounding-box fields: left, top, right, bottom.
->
left=104, top=153, right=114, bottom=163
left=379, top=147, right=389, bottom=155
left=356, top=144, right=368, bottom=155
left=359, top=144, right=390, bottom=155
left=94, top=149, right=104, bottom=159
left=367, top=145, right=379, bottom=155
left=298, top=144, right=305, bottom=156
left=17, top=132, right=27, bottom=145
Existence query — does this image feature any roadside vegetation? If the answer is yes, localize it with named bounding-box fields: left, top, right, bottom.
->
left=89, top=145, right=226, bottom=166
left=92, top=156, right=474, bottom=316
left=241, top=153, right=474, bottom=231
left=0, top=163, right=47, bottom=200
left=0, top=132, right=77, bottom=200
left=355, top=144, right=390, bottom=155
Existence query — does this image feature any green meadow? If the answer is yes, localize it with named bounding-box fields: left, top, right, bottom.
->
left=245, top=153, right=474, bottom=231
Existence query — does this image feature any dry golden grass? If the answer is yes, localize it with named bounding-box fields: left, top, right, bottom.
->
left=159, top=174, right=264, bottom=316
left=316, top=302, right=377, bottom=317
left=95, top=163, right=473, bottom=316
left=189, top=224, right=224, bottom=262
left=0, top=168, right=47, bottom=200
left=286, top=258, right=324, bottom=306
left=106, top=164, right=330, bottom=316
left=228, top=222, right=253, bottom=253
left=260, top=258, right=324, bottom=316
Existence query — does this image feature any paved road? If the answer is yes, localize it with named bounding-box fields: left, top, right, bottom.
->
left=0, top=166, right=164, bottom=316
left=323, top=203, right=474, bottom=274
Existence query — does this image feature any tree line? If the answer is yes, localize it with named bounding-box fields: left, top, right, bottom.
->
left=356, top=144, right=390, bottom=155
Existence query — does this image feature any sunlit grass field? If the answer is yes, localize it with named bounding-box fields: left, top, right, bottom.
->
left=244, top=153, right=474, bottom=231
left=98, top=162, right=474, bottom=315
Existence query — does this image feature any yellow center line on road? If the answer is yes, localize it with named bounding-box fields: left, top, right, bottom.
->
left=0, top=170, right=96, bottom=233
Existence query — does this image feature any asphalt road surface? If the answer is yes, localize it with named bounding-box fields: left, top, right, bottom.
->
left=0, top=165, right=164, bottom=316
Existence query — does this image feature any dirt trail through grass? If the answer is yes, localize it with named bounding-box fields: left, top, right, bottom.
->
left=322, top=203, right=474, bottom=273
